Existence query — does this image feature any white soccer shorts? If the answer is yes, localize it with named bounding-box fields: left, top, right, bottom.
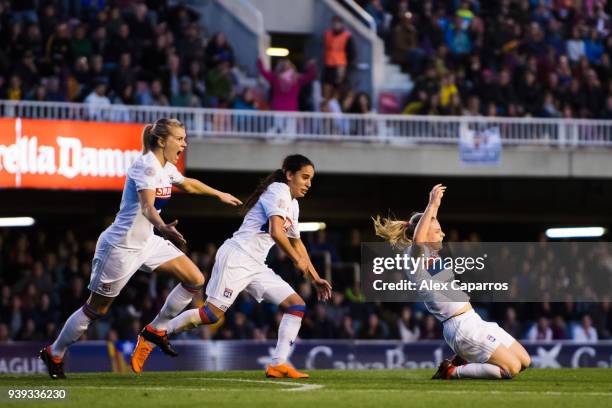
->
left=205, top=241, right=296, bottom=311
left=443, top=309, right=516, bottom=363
left=88, top=234, right=183, bottom=297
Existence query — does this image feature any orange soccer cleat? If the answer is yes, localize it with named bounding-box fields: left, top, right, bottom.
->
left=265, top=363, right=310, bottom=379
left=130, top=333, right=155, bottom=374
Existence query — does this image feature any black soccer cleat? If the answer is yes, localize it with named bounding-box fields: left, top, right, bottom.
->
left=450, top=354, right=467, bottom=366
left=140, top=325, right=179, bottom=357
left=431, top=359, right=454, bottom=380
left=39, top=346, right=66, bottom=380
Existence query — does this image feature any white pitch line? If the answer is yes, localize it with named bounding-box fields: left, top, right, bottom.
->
left=183, top=377, right=324, bottom=392
left=52, top=378, right=323, bottom=393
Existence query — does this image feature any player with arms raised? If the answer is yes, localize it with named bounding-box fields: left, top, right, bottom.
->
left=374, top=184, right=531, bottom=379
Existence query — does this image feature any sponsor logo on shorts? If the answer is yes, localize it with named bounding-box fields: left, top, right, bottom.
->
left=223, top=288, right=233, bottom=298
left=487, top=334, right=496, bottom=343
left=101, top=283, right=112, bottom=294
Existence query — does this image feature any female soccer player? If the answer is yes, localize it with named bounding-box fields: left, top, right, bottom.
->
left=132, top=154, right=333, bottom=378
left=373, top=184, right=531, bottom=380
left=40, top=118, right=242, bottom=379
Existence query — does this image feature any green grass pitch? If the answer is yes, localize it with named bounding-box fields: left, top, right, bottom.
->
left=1, top=369, right=611, bottom=408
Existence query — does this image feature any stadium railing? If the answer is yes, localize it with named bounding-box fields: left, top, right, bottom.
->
left=2, top=100, right=612, bottom=147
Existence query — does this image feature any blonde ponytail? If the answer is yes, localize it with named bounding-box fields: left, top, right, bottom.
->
left=372, top=215, right=410, bottom=249
left=141, top=124, right=155, bottom=153
left=372, top=212, right=423, bottom=250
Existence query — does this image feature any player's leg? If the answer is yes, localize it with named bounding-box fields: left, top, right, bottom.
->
left=147, top=254, right=205, bottom=332
left=266, top=293, right=308, bottom=378
left=41, top=292, right=114, bottom=379
left=508, top=340, right=531, bottom=371
left=435, top=313, right=520, bottom=380
left=41, top=240, right=131, bottom=379
left=249, top=271, right=309, bottom=379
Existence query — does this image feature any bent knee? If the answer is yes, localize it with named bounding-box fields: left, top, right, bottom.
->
left=502, top=360, right=522, bottom=378
left=521, top=355, right=532, bottom=370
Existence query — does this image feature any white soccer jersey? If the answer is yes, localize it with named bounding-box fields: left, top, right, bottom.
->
left=406, top=245, right=469, bottom=322
left=101, top=151, right=184, bottom=249
left=229, top=182, right=300, bottom=262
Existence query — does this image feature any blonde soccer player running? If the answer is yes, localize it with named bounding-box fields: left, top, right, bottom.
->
left=373, top=184, right=531, bottom=379
left=40, top=118, right=242, bottom=379
left=131, top=154, right=333, bottom=378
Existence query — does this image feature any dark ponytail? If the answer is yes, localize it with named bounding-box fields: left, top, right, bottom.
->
left=243, top=154, right=314, bottom=213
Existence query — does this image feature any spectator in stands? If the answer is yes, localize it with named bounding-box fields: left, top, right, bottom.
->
left=308, top=304, right=336, bottom=338
left=205, top=61, right=233, bottom=107
left=0, top=323, right=10, bottom=343
left=322, top=16, right=355, bottom=93
left=70, top=24, right=92, bottom=62
left=257, top=58, right=317, bottom=111
left=526, top=316, right=553, bottom=341
left=572, top=314, right=599, bottom=343
left=551, top=315, right=568, bottom=339
left=45, top=22, right=71, bottom=69
left=205, top=32, right=235, bottom=69
left=419, top=315, right=440, bottom=340
left=338, top=315, right=356, bottom=339
left=364, top=0, right=390, bottom=39
left=397, top=306, right=420, bottom=342
left=360, top=313, right=388, bottom=339
left=502, top=307, right=522, bottom=340
left=84, top=78, right=111, bottom=120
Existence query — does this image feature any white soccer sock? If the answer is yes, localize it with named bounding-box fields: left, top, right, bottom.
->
left=271, top=314, right=302, bottom=366
left=149, top=284, right=196, bottom=331
left=166, top=308, right=203, bottom=335
left=50, top=307, right=94, bottom=358
left=453, top=363, right=504, bottom=379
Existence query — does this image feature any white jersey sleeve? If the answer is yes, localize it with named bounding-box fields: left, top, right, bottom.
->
left=286, top=202, right=300, bottom=239
left=130, top=157, right=159, bottom=191
left=165, top=162, right=185, bottom=185
left=260, top=183, right=292, bottom=220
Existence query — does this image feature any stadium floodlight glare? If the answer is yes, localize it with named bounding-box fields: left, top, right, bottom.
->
left=545, top=227, right=606, bottom=239
left=0, top=217, right=36, bottom=227
left=299, top=222, right=326, bottom=232
left=266, top=47, right=290, bottom=57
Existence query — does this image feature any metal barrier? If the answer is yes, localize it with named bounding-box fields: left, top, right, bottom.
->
left=2, top=100, right=612, bottom=147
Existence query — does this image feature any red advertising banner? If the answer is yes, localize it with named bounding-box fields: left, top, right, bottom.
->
left=0, top=118, right=185, bottom=190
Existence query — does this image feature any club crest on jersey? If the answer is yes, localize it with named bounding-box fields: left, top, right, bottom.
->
left=223, top=288, right=233, bottom=298
left=145, top=166, right=156, bottom=176
left=487, top=334, right=496, bottom=343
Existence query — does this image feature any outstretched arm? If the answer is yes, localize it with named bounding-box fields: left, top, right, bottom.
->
left=291, top=237, right=332, bottom=301
left=177, top=177, right=242, bottom=206
left=413, top=184, right=446, bottom=243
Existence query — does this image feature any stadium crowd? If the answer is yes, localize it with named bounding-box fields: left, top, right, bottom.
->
left=1, top=1, right=612, bottom=119
left=0, top=225, right=610, bottom=343
left=362, top=0, right=612, bottom=118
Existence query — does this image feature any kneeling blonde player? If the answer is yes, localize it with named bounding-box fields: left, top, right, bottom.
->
left=132, top=154, right=332, bottom=378
left=40, top=118, right=242, bottom=379
left=373, top=184, right=531, bottom=379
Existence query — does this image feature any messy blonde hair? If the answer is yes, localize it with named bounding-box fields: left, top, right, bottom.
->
left=372, top=212, right=423, bottom=249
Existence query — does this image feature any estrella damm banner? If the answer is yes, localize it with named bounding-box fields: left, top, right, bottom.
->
left=0, top=118, right=185, bottom=190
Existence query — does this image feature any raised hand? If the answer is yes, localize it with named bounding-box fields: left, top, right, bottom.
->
left=428, top=184, right=447, bottom=209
